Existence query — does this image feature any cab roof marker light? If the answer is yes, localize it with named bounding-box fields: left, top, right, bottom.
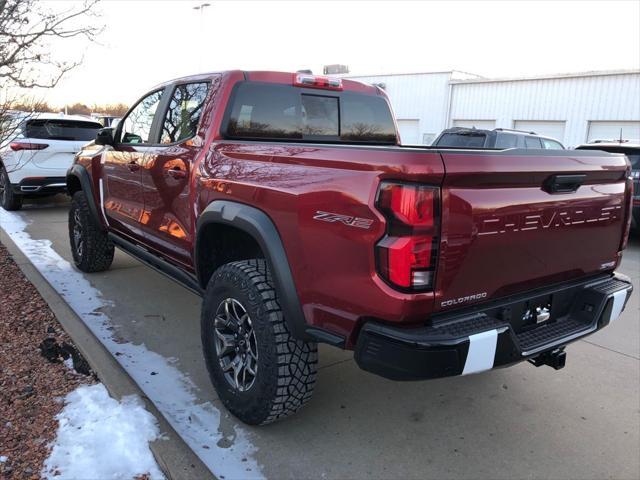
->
left=293, top=73, right=343, bottom=90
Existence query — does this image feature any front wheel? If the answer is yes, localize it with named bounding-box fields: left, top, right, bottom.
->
left=68, top=190, right=114, bottom=272
left=201, top=259, right=318, bottom=425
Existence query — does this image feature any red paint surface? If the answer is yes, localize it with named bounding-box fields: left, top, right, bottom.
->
left=76, top=71, right=631, bottom=348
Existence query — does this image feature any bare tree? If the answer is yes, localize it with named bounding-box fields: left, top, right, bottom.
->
left=0, top=0, right=102, bottom=148
left=91, top=103, right=129, bottom=117
left=0, top=0, right=101, bottom=89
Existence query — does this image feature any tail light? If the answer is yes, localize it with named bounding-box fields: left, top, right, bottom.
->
left=10, top=142, right=49, bottom=151
left=375, top=182, right=440, bottom=291
left=293, top=73, right=343, bottom=90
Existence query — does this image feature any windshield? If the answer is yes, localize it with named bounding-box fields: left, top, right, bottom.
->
left=224, top=82, right=397, bottom=144
left=25, top=119, right=102, bottom=141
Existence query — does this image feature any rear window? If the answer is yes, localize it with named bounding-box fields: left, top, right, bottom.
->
left=224, top=82, right=397, bottom=144
left=435, top=132, right=486, bottom=148
left=25, top=119, right=102, bottom=141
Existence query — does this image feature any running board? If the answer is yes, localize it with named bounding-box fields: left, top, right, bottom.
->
left=108, top=233, right=203, bottom=296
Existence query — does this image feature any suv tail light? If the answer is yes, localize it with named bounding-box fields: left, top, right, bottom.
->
left=10, top=142, right=49, bottom=151
left=293, top=73, right=343, bottom=90
left=375, top=182, right=440, bottom=291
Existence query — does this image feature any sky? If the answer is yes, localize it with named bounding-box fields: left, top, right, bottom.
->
left=23, top=0, right=640, bottom=107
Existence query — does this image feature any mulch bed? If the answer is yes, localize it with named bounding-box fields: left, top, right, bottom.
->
left=0, top=241, right=96, bottom=479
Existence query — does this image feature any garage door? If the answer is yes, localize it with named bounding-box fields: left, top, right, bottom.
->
left=588, top=122, right=640, bottom=142
left=514, top=121, right=566, bottom=143
left=452, top=119, right=495, bottom=130
left=397, top=119, right=420, bottom=145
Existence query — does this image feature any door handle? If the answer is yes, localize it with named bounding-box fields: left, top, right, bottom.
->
left=127, top=160, right=140, bottom=172
left=165, top=166, right=187, bottom=179
left=542, top=174, right=586, bottom=194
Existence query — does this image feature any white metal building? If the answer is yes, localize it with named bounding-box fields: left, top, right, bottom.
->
left=347, top=69, right=640, bottom=147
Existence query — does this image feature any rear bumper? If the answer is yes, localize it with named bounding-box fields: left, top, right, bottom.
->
left=11, top=176, right=67, bottom=195
left=354, top=275, right=633, bottom=381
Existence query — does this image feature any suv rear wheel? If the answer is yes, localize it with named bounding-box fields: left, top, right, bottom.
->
left=201, top=259, right=318, bottom=425
left=68, top=190, right=114, bottom=272
left=0, top=165, right=23, bottom=211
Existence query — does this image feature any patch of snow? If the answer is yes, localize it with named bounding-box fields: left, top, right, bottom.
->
left=0, top=456, right=7, bottom=463
left=63, top=357, right=74, bottom=371
left=43, top=384, right=164, bottom=480
left=0, top=209, right=263, bottom=479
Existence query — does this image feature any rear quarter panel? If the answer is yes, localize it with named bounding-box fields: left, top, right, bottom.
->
left=199, top=142, right=444, bottom=343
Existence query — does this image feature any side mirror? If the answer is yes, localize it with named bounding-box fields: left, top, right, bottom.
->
left=95, top=127, right=114, bottom=146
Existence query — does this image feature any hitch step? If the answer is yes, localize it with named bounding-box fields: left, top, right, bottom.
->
left=528, top=348, right=566, bottom=370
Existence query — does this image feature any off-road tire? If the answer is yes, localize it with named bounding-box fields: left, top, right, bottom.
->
left=0, top=165, right=22, bottom=211
left=201, top=259, right=318, bottom=425
left=68, top=190, right=114, bottom=272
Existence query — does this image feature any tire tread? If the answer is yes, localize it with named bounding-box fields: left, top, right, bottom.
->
left=69, top=191, right=114, bottom=272
left=203, top=259, right=317, bottom=425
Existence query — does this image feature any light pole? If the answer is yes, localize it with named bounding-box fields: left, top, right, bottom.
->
left=193, top=3, right=211, bottom=71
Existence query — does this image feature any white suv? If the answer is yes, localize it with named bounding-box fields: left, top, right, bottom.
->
left=0, top=112, right=102, bottom=210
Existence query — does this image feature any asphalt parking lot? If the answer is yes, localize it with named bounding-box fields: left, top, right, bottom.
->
left=2, top=195, right=639, bottom=480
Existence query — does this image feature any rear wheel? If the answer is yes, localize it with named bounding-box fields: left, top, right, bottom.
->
left=201, top=259, right=318, bottom=425
left=68, top=190, right=114, bottom=272
left=0, top=166, right=23, bottom=211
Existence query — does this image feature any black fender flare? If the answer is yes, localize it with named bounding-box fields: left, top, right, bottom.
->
left=66, top=164, right=105, bottom=230
left=195, top=200, right=318, bottom=341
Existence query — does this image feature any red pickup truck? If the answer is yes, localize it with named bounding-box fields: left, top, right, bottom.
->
left=67, top=71, right=634, bottom=425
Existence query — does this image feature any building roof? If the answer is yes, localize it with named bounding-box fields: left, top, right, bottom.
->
left=345, top=70, right=484, bottom=80
left=449, top=69, right=640, bottom=84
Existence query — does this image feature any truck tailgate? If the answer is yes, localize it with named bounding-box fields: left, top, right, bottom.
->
left=436, top=149, right=630, bottom=311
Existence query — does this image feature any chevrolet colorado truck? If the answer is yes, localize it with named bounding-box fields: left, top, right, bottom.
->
left=66, top=71, right=634, bottom=425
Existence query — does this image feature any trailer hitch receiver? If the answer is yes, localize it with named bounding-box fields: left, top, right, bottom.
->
left=528, top=348, right=566, bottom=370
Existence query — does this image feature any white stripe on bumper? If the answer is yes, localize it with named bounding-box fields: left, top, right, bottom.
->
left=609, top=289, right=627, bottom=323
left=462, top=329, right=498, bottom=375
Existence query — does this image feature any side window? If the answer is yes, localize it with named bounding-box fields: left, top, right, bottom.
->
left=160, top=82, right=210, bottom=144
left=525, top=136, right=543, bottom=148
left=542, top=138, right=564, bottom=149
left=120, top=90, right=163, bottom=144
left=494, top=133, right=519, bottom=148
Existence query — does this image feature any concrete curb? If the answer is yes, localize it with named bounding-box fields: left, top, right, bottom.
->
left=1, top=229, right=214, bottom=480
